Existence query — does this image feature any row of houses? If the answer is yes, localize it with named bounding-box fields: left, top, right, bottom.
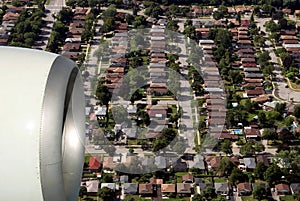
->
left=0, top=6, right=23, bottom=45
left=61, top=8, right=90, bottom=61
left=148, top=24, right=168, bottom=95
left=232, top=26, right=267, bottom=99
left=85, top=154, right=300, bottom=196
left=199, top=39, right=227, bottom=139
left=104, top=15, right=129, bottom=93
left=281, top=29, right=300, bottom=68
left=190, top=5, right=253, bottom=17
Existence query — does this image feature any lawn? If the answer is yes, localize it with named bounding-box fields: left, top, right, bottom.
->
left=213, top=177, right=227, bottom=183
left=167, top=197, right=190, bottom=201
left=289, top=81, right=300, bottom=91
left=241, top=196, right=268, bottom=201
left=280, top=195, right=297, bottom=201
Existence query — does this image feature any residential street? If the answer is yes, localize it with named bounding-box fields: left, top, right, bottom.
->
left=256, top=17, right=300, bottom=102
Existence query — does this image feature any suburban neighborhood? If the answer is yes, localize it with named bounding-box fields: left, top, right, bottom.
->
left=1, top=0, right=300, bottom=201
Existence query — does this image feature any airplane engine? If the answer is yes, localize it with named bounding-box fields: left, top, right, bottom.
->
left=0, top=47, right=85, bottom=201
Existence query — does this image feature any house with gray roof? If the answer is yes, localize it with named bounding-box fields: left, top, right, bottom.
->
left=188, top=155, right=206, bottom=170
left=243, top=157, right=256, bottom=169
left=199, top=183, right=214, bottom=191
left=170, top=157, right=187, bottom=172
left=214, top=183, right=230, bottom=195
left=290, top=183, right=300, bottom=195
left=101, top=183, right=116, bottom=191
left=155, top=156, right=167, bottom=169
left=120, top=175, right=129, bottom=184
left=123, top=183, right=138, bottom=194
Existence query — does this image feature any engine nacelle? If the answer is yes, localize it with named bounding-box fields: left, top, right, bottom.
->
left=0, top=47, right=85, bottom=201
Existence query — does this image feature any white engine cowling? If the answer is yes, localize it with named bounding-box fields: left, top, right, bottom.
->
left=0, top=47, right=85, bottom=201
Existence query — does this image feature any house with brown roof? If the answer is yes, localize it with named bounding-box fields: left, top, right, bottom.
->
left=244, top=127, right=261, bottom=140
left=161, top=184, right=176, bottom=195
left=62, top=42, right=81, bottom=52
left=102, top=157, right=116, bottom=171
left=256, top=155, right=270, bottom=166
left=205, top=156, right=221, bottom=170
left=139, top=183, right=153, bottom=195
left=275, top=183, right=291, bottom=195
left=237, top=182, right=252, bottom=195
left=245, top=89, right=265, bottom=98
left=177, top=183, right=193, bottom=195
left=182, top=173, right=194, bottom=183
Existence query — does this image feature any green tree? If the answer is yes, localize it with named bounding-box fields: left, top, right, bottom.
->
left=102, top=173, right=113, bottom=183
left=166, top=20, right=179, bottom=32
left=218, top=157, right=235, bottom=175
left=293, top=104, right=300, bottom=118
left=98, top=187, right=115, bottom=201
left=229, top=168, right=246, bottom=185
left=201, top=186, right=217, bottom=200
left=184, top=25, right=196, bottom=39
left=96, top=83, right=111, bottom=106
left=253, top=185, right=267, bottom=201
left=136, top=110, right=150, bottom=126
left=193, top=193, right=204, bottom=201
left=254, top=162, right=267, bottom=179
left=221, top=140, right=232, bottom=155
left=264, top=164, right=283, bottom=185
left=254, top=142, right=265, bottom=153
left=102, top=5, right=117, bottom=18
left=262, top=129, right=277, bottom=140
left=240, top=142, right=255, bottom=156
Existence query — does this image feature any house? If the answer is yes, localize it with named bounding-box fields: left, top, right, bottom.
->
left=120, top=175, right=129, bottom=184
left=256, top=155, right=270, bottom=166
left=150, top=178, right=163, bottom=185
left=122, top=127, right=137, bottom=139
left=101, top=183, right=116, bottom=191
left=85, top=180, right=99, bottom=195
left=182, top=173, right=194, bottom=183
left=290, top=183, right=300, bottom=195
left=214, top=183, right=230, bottom=195
left=139, top=183, right=153, bottom=195
left=62, top=42, right=81, bottom=52
left=88, top=156, right=101, bottom=172
left=170, top=157, right=188, bottom=172
left=188, top=155, right=206, bottom=170
left=237, top=182, right=252, bottom=195
left=244, top=127, right=261, bottom=140
left=123, top=183, right=138, bottom=194
left=243, top=157, right=256, bottom=169
left=142, top=157, right=155, bottom=167
left=155, top=156, right=168, bottom=169
left=102, top=157, right=116, bottom=171
left=199, top=183, right=214, bottom=191
left=146, top=104, right=168, bottom=118
left=177, top=183, right=193, bottom=195
left=205, top=156, right=221, bottom=170
left=161, top=184, right=176, bottom=195
left=275, top=183, right=291, bottom=195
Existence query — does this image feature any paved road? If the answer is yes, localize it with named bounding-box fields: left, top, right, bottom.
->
left=35, top=0, right=66, bottom=50
left=174, top=33, right=198, bottom=154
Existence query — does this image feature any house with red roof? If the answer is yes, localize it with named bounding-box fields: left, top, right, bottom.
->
left=88, top=156, right=101, bottom=172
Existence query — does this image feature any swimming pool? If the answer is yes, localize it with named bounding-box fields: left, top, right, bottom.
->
left=232, top=129, right=242, bottom=135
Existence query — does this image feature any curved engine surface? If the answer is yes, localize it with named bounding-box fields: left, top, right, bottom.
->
left=0, top=47, right=85, bottom=201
